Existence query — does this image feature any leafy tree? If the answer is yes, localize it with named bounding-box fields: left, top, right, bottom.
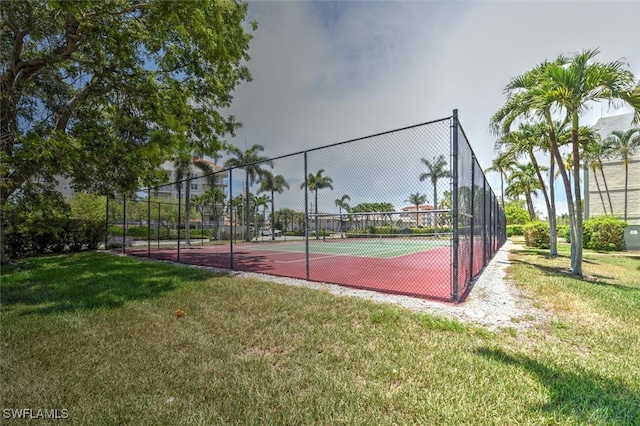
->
left=258, top=171, right=289, bottom=239
left=301, top=169, right=333, bottom=239
left=1, top=0, right=255, bottom=261
left=192, top=186, right=225, bottom=240
left=274, top=208, right=295, bottom=233
left=69, top=192, right=107, bottom=222
left=419, top=154, right=451, bottom=235
left=504, top=200, right=530, bottom=225
left=606, top=128, right=640, bottom=221
left=224, top=144, right=273, bottom=241
left=404, top=192, right=427, bottom=227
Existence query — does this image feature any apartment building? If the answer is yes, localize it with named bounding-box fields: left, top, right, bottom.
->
left=400, top=204, right=434, bottom=227
left=154, top=158, right=228, bottom=199
left=585, top=113, right=640, bottom=225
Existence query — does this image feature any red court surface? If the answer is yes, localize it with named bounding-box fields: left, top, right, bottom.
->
left=127, top=243, right=459, bottom=302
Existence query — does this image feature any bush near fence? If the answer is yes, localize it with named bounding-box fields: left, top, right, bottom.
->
left=523, top=221, right=550, bottom=249
left=506, top=224, right=525, bottom=237
left=5, top=219, right=104, bottom=258
left=583, top=216, right=626, bottom=251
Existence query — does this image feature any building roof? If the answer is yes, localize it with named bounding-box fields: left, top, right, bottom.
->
left=401, top=204, right=433, bottom=211
left=593, top=113, right=635, bottom=139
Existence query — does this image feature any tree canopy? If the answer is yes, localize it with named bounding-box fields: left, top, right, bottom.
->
left=1, top=0, right=256, bottom=203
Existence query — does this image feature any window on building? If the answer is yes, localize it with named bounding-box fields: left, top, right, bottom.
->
left=191, top=183, right=198, bottom=190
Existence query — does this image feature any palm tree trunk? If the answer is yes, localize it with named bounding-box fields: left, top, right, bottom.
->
left=525, top=191, right=535, bottom=221
left=592, top=167, right=607, bottom=215
left=245, top=172, right=251, bottom=242
left=529, top=151, right=554, bottom=255
left=433, top=185, right=438, bottom=236
left=624, top=160, right=629, bottom=222
left=571, top=116, right=583, bottom=276
left=549, top=155, right=557, bottom=256
left=599, top=163, right=614, bottom=216
left=271, top=189, right=275, bottom=240
left=546, top=111, right=579, bottom=275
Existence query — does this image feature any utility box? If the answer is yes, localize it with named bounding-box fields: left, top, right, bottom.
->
left=624, top=225, right=640, bottom=250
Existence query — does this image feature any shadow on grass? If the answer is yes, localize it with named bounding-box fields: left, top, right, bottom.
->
left=509, top=257, right=637, bottom=292
left=0, top=252, right=213, bottom=315
left=476, top=347, right=640, bottom=425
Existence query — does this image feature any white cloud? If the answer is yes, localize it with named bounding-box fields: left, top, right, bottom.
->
left=223, top=0, right=640, bottom=213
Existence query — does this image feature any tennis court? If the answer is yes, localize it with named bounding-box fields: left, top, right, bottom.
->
left=128, top=234, right=457, bottom=301
left=118, top=112, right=506, bottom=303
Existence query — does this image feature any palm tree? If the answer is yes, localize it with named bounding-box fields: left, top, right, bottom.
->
left=173, top=154, right=217, bottom=246
left=606, top=128, right=640, bottom=221
left=419, top=155, right=451, bottom=235
left=192, top=186, right=226, bottom=240
left=224, top=144, right=273, bottom=242
left=497, top=122, right=557, bottom=255
left=405, top=192, right=427, bottom=228
left=490, top=49, right=639, bottom=276
left=486, top=149, right=516, bottom=207
left=301, top=169, right=333, bottom=239
left=505, top=163, right=544, bottom=220
left=335, top=194, right=351, bottom=234
left=258, top=171, right=290, bottom=240
left=252, top=194, right=270, bottom=239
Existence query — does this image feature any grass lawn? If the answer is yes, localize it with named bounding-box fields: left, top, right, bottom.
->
left=1, top=243, right=639, bottom=425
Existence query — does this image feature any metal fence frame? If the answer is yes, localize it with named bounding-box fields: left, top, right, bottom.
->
left=106, top=110, right=506, bottom=302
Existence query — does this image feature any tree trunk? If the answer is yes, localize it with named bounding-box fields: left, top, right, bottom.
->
left=245, top=172, right=251, bottom=242
left=624, top=161, right=629, bottom=222
left=545, top=111, right=579, bottom=275
left=433, top=185, right=439, bottom=236
left=271, top=189, right=276, bottom=240
left=525, top=191, right=535, bottom=221
left=549, top=154, right=557, bottom=256
left=600, top=164, right=614, bottom=216
left=571, top=115, right=583, bottom=277
left=529, top=151, right=555, bottom=256
left=592, top=167, right=607, bottom=215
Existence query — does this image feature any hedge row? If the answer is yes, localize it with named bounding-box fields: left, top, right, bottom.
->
left=521, top=216, right=626, bottom=251
left=5, top=219, right=104, bottom=258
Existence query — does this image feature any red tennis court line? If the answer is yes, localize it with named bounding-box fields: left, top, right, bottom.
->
left=127, top=245, right=454, bottom=302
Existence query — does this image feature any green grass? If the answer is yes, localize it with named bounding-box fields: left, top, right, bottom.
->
left=1, top=248, right=639, bottom=425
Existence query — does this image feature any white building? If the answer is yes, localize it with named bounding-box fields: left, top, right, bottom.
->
left=585, top=113, right=640, bottom=225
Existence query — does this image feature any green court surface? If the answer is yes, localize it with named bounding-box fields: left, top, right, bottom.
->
left=238, top=236, right=452, bottom=259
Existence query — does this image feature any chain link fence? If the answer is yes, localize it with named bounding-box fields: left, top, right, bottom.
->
left=108, top=110, right=505, bottom=302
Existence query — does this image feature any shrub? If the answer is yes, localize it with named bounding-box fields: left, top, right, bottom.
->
left=583, top=216, right=626, bottom=251
left=523, top=221, right=550, bottom=249
left=506, top=224, right=524, bottom=237
left=558, top=225, right=571, bottom=243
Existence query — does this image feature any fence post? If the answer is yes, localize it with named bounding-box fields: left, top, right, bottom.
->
left=229, top=168, right=234, bottom=270
left=157, top=201, right=160, bottom=249
left=469, top=156, right=475, bottom=282
left=177, top=185, right=181, bottom=263
left=122, top=194, right=126, bottom=254
left=105, top=196, right=109, bottom=250
left=451, top=109, right=459, bottom=302
left=147, top=188, right=151, bottom=257
left=304, top=152, right=309, bottom=281
left=483, top=180, right=487, bottom=266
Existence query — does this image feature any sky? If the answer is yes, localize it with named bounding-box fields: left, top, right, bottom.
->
left=221, top=0, right=640, bottom=217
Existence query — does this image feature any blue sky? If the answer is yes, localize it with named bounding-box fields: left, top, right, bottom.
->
left=222, top=0, right=640, bottom=216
